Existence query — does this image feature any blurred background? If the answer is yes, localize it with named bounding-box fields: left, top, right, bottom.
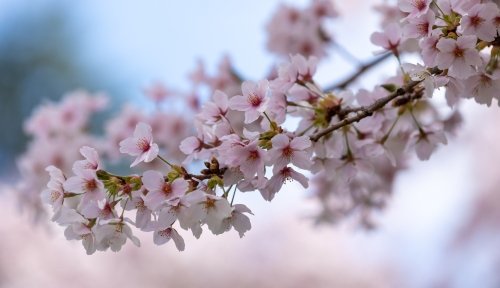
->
left=1, top=0, right=500, bottom=287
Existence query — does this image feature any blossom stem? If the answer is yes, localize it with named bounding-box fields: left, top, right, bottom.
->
left=408, top=107, right=425, bottom=134
left=432, top=1, right=446, bottom=17
left=157, top=155, right=174, bottom=167
left=394, top=53, right=406, bottom=76
left=120, top=198, right=129, bottom=220
left=263, top=111, right=273, bottom=124
left=230, top=185, right=238, bottom=206
left=286, top=101, right=315, bottom=110
left=298, top=123, right=316, bottom=137
left=380, top=114, right=401, bottom=144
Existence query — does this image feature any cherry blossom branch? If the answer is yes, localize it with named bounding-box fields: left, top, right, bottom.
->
left=310, top=79, right=421, bottom=142
left=325, top=52, right=392, bottom=91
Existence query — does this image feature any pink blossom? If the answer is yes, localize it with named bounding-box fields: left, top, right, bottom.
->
left=73, top=146, right=101, bottom=174
left=81, top=200, right=115, bottom=224
left=231, top=140, right=267, bottom=184
left=144, top=82, right=171, bottom=102
left=179, top=136, right=204, bottom=155
left=183, top=192, right=232, bottom=234
left=370, top=23, right=402, bottom=54
left=463, top=70, right=500, bottom=107
left=153, top=227, right=185, bottom=251
left=419, top=31, right=442, bottom=67
left=63, top=169, right=105, bottom=206
left=403, top=63, right=448, bottom=97
left=198, top=90, right=229, bottom=124
left=269, top=134, right=312, bottom=172
left=221, top=204, right=253, bottom=238
left=398, top=0, right=432, bottom=19
left=123, top=190, right=152, bottom=230
left=261, top=166, right=308, bottom=201
left=436, top=36, right=482, bottom=79
left=94, top=221, right=140, bottom=252
left=403, top=10, right=435, bottom=39
left=407, top=126, right=447, bottom=160
left=459, top=3, right=498, bottom=42
left=142, top=170, right=189, bottom=211
left=229, top=80, right=270, bottom=123
left=41, top=166, right=66, bottom=220
left=119, top=122, right=159, bottom=167
left=64, top=223, right=96, bottom=255
left=271, top=54, right=318, bottom=93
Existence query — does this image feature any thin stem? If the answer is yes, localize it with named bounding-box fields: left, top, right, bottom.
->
left=334, top=42, right=361, bottom=65
left=263, top=111, right=273, bottom=124
left=380, top=114, right=401, bottom=144
left=120, top=198, right=129, bottom=220
left=395, top=53, right=406, bottom=76
left=157, top=155, right=174, bottom=167
left=325, top=52, right=392, bottom=91
left=287, top=101, right=315, bottom=110
left=298, top=123, right=316, bottom=137
left=230, top=185, right=238, bottom=206
left=432, top=1, right=446, bottom=17
left=343, top=130, right=353, bottom=158
left=408, top=107, right=425, bottom=134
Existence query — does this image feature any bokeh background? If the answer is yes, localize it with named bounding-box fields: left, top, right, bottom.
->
left=1, top=0, right=500, bottom=287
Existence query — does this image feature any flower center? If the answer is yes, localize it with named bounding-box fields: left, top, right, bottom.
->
left=413, top=0, right=426, bottom=11
left=135, top=198, right=146, bottom=210
left=280, top=167, right=293, bottom=182
left=470, top=15, right=484, bottom=28
left=50, top=191, right=61, bottom=203
left=137, top=138, right=151, bottom=152
left=247, top=150, right=260, bottom=160
left=204, top=198, right=216, bottom=210
left=248, top=93, right=262, bottom=107
left=158, top=228, right=172, bottom=238
left=453, top=46, right=464, bottom=58
left=162, top=183, right=172, bottom=195
left=417, top=23, right=429, bottom=35
left=282, top=146, right=294, bottom=158
left=85, top=179, right=98, bottom=191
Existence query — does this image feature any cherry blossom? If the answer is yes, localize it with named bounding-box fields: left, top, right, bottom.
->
left=119, top=122, right=159, bottom=167
left=407, top=126, right=448, bottom=160
left=436, top=35, right=482, bottom=79
left=63, top=168, right=105, bottom=206
left=262, top=166, right=309, bottom=201
left=16, top=0, right=500, bottom=254
left=398, top=0, right=432, bottom=19
left=403, top=10, right=435, bottom=39
left=370, top=23, right=402, bottom=55
left=40, top=166, right=66, bottom=219
left=73, top=146, right=101, bottom=173
left=142, top=170, right=189, bottom=211
left=269, top=134, right=312, bottom=172
left=229, top=80, right=270, bottom=123
left=153, top=227, right=185, bottom=251
left=459, top=3, right=498, bottom=42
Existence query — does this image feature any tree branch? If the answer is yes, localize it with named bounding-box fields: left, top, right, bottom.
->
left=325, top=52, right=392, bottom=91
left=310, top=80, right=420, bottom=142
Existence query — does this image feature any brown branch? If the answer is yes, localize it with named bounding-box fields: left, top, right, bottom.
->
left=310, top=80, right=421, bottom=142
left=324, top=52, right=392, bottom=91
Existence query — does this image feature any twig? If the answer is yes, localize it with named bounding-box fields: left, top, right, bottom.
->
left=325, top=53, right=392, bottom=91
left=310, top=80, right=421, bottom=142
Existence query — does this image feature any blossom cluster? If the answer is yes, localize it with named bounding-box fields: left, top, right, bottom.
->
left=266, top=0, right=337, bottom=58
left=12, top=0, right=500, bottom=252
